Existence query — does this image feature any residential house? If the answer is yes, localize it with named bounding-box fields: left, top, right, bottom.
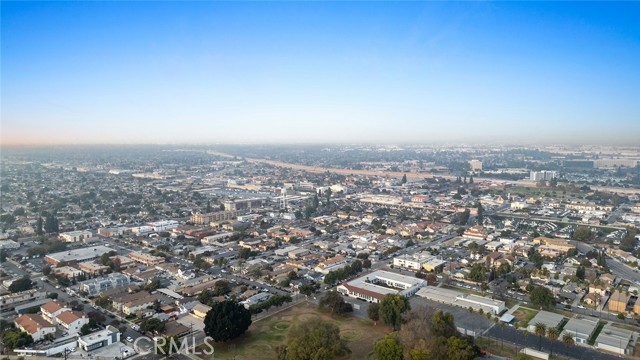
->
left=14, top=314, right=55, bottom=341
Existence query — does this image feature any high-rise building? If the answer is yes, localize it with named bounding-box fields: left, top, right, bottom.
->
left=530, top=170, right=557, bottom=181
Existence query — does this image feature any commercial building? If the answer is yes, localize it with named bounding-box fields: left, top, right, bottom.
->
left=337, top=270, right=425, bottom=303
left=78, top=325, right=120, bottom=352
left=1, top=289, right=46, bottom=313
left=416, top=286, right=506, bottom=315
left=45, top=245, right=115, bottom=266
left=128, top=251, right=165, bottom=266
left=526, top=311, right=565, bottom=333
left=14, top=314, right=55, bottom=341
left=224, top=198, right=266, bottom=211
left=530, top=171, right=557, bottom=181
left=191, top=210, right=239, bottom=225
left=59, top=230, right=93, bottom=243
left=593, top=159, right=638, bottom=169
left=98, top=227, right=126, bottom=237
left=561, top=317, right=598, bottom=346
left=79, top=273, right=130, bottom=296
left=78, top=262, right=110, bottom=276
left=595, top=323, right=636, bottom=355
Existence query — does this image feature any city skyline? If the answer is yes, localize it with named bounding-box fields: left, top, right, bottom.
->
left=2, top=2, right=640, bottom=146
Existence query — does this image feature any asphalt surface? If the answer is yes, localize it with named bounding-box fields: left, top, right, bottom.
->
left=485, top=325, right=623, bottom=360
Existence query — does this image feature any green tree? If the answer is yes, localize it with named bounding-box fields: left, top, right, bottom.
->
left=572, top=226, right=594, bottom=242
left=431, top=310, right=458, bottom=338
left=401, top=174, right=408, bottom=184
left=562, top=333, right=575, bottom=355
left=534, top=323, right=547, bottom=351
left=140, top=318, right=165, bottom=333
left=2, top=330, right=33, bottom=350
left=547, top=327, right=560, bottom=356
left=529, top=286, right=555, bottom=309
left=374, top=334, right=404, bottom=360
left=285, top=320, right=344, bottom=360
left=35, top=217, right=44, bottom=236
left=319, top=291, right=353, bottom=315
left=9, top=277, right=33, bottom=293
left=203, top=300, right=252, bottom=342
left=446, top=336, right=477, bottom=360
left=379, top=294, right=411, bottom=331
left=80, top=323, right=92, bottom=336
left=368, top=302, right=380, bottom=323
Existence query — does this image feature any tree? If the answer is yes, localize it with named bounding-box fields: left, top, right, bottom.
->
left=546, top=327, right=560, bottom=356
left=576, top=266, right=585, bottom=280
left=80, top=323, right=92, bottom=336
left=44, top=214, right=59, bottom=233
left=206, top=200, right=212, bottom=213
left=319, top=291, right=353, bottom=315
left=401, top=174, right=407, bottom=184
left=476, top=202, right=484, bottom=225
left=47, top=292, right=59, bottom=299
left=9, top=277, right=33, bottom=293
left=562, top=333, right=575, bottom=355
left=379, top=294, right=410, bottom=331
left=431, top=310, right=458, bottom=338
left=285, top=320, right=344, bottom=360
left=572, top=226, right=595, bottom=242
left=140, top=318, right=165, bottom=334
left=529, top=286, right=555, bottom=309
left=2, top=330, right=33, bottom=350
left=35, top=217, right=44, bottom=236
left=368, top=303, right=380, bottom=323
left=374, top=334, right=404, bottom=360
left=203, top=300, right=252, bottom=342
left=446, top=336, right=477, bottom=360
left=534, top=322, right=547, bottom=351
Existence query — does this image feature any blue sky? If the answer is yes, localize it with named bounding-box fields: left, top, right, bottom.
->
left=2, top=1, right=639, bottom=145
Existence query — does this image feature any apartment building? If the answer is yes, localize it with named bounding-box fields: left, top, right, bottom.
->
left=1, top=289, right=46, bottom=313
left=128, top=251, right=165, bottom=266
left=190, top=210, right=238, bottom=225
left=57, top=311, right=89, bottom=336
left=14, top=314, right=55, bottom=341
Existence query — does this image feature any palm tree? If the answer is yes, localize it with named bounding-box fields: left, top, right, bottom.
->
left=562, top=333, right=575, bottom=356
left=547, top=327, right=560, bottom=356
left=534, top=322, right=547, bottom=351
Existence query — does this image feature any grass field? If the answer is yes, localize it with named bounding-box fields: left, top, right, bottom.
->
left=197, top=302, right=390, bottom=360
left=512, top=307, right=539, bottom=327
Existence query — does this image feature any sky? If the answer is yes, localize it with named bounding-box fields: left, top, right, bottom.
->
left=2, top=1, right=640, bottom=146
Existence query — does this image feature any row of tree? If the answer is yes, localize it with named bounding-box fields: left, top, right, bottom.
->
left=249, top=294, right=293, bottom=314
left=323, top=260, right=365, bottom=285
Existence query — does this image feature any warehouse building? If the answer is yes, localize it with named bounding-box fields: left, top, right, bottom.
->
left=416, top=286, right=506, bottom=315
left=337, top=270, right=425, bottom=303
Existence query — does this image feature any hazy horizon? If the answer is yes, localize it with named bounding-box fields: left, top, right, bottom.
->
left=2, top=2, right=639, bottom=146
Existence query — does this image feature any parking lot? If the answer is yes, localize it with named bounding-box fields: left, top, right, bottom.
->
left=410, top=296, right=495, bottom=335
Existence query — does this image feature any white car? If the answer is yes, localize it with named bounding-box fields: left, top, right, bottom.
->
left=126, top=337, right=134, bottom=342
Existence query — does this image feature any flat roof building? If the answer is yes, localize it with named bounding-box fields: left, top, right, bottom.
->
left=128, top=251, right=165, bottom=266
left=595, top=323, right=637, bottom=355
left=526, top=311, right=565, bottom=333
left=337, top=270, right=425, bottom=304
left=45, top=245, right=115, bottom=265
left=416, top=286, right=506, bottom=315
left=78, top=325, right=120, bottom=352
left=561, top=317, right=598, bottom=346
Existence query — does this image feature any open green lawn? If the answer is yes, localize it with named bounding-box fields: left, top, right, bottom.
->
left=196, top=302, right=390, bottom=360
left=512, top=307, right=539, bottom=327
